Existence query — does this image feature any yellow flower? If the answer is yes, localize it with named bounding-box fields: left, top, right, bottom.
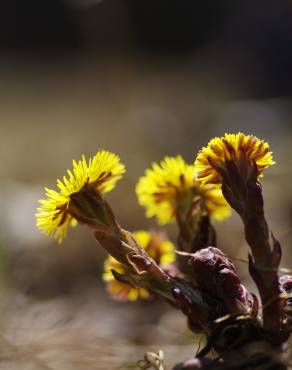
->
left=36, top=150, right=125, bottom=243
left=194, top=133, right=275, bottom=185
left=103, top=230, right=175, bottom=301
left=103, top=255, right=150, bottom=301
left=136, top=155, right=230, bottom=224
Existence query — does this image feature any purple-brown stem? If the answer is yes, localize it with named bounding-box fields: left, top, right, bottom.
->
left=219, top=160, right=281, bottom=332
left=176, top=199, right=217, bottom=254
left=95, top=229, right=210, bottom=331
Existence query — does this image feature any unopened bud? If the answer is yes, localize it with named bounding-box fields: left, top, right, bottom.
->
left=190, top=247, right=249, bottom=315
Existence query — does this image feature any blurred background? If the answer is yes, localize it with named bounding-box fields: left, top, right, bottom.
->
left=1, top=1, right=292, bottom=368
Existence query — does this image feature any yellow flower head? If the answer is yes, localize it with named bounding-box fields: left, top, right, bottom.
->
left=36, top=150, right=125, bottom=243
left=103, top=230, right=175, bottom=301
left=194, top=133, right=275, bottom=185
left=136, top=155, right=230, bottom=224
left=103, top=255, right=150, bottom=301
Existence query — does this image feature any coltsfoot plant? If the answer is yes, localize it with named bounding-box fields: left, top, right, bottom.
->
left=36, top=133, right=292, bottom=370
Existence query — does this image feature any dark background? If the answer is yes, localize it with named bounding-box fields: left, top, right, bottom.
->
left=1, top=0, right=292, bottom=95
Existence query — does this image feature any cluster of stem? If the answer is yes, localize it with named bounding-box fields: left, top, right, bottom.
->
left=66, top=167, right=290, bottom=369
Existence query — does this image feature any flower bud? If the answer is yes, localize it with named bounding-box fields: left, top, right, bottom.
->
left=190, top=247, right=249, bottom=315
